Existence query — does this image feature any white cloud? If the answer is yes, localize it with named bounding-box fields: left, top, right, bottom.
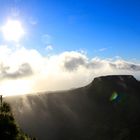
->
left=45, top=45, right=53, bottom=51
left=0, top=45, right=139, bottom=96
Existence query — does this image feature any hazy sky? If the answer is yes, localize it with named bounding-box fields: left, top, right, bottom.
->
left=0, top=0, right=140, bottom=96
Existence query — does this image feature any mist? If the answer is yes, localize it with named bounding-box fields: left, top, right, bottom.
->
left=0, top=45, right=140, bottom=96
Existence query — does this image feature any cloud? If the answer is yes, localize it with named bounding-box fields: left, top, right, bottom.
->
left=0, top=45, right=139, bottom=96
left=45, top=45, right=53, bottom=51
left=62, top=53, right=140, bottom=72
left=41, top=34, right=54, bottom=51
left=0, top=63, right=33, bottom=79
left=61, top=52, right=108, bottom=71
left=109, top=60, right=140, bottom=71
left=61, top=51, right=87, bottom=71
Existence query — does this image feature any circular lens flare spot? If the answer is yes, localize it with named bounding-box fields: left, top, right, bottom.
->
left=110, top=92, right=118, bottom=101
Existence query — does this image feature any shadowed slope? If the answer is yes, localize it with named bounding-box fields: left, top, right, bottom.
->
left=5, top=75, right=140, bottom=140
left=0, top=102, right=35, bottom=140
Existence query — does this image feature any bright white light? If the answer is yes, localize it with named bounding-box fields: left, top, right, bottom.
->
left=1, top=19, right=25, bottom=42
left=0, top=80, right=32, bottom=97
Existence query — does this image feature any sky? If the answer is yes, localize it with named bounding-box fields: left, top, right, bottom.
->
left=0, top=0, right=140, bottom=96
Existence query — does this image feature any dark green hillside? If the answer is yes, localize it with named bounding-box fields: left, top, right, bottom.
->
left=0, top=101, right=35, bottom=140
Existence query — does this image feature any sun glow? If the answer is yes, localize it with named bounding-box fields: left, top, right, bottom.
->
left=1, top=19, right=25, bottom=42
left=0, top=80, right=32, bottom=97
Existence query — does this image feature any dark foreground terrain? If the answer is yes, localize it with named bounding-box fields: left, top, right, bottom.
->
left=0, top=102, right=35, bottom=140
left=5, top=75, right=140, bottom=140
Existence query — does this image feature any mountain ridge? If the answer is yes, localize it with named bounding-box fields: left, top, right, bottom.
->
left=5, top=75, right=140, bottom=140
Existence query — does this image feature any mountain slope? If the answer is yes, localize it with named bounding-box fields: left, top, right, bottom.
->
left=5, top=75, right=140, bottom=140
left=0, top=102, right=35, bottom=140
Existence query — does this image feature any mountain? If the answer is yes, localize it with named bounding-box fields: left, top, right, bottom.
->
left=5, top=75, right=140, bottom=140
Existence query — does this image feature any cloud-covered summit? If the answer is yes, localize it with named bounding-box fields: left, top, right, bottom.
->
left=61, top=52, right=140, bottom=72
left=109, top=60, right=140, bottom=71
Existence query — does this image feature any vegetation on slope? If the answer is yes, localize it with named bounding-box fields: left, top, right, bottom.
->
left=0, top=101, right=36, bottom=140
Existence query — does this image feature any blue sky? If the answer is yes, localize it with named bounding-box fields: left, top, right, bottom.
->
left=0, top=0, right=140, bottom=60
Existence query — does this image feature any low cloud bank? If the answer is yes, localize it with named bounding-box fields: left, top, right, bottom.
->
left=0, top=45, right=139, bottom=96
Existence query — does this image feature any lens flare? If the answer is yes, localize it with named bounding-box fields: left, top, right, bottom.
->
left=110, top=92, right=118, bottom=101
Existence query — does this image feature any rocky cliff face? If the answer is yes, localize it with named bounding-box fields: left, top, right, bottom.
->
left=5, top=75, right=140, bottom=140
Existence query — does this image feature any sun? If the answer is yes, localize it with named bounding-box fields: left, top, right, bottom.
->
left=1, top=19, right=25, bottom=42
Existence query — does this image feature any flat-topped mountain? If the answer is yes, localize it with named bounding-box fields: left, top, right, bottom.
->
left=5, top=75, right=140, bottom=140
